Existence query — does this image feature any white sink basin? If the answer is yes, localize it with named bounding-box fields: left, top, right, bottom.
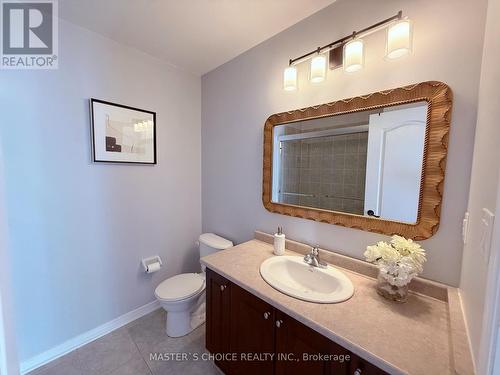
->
left=260, top=256, right=354, bottom=303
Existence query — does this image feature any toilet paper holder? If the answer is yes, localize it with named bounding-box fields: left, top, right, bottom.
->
left=142, top=255, right=163, bottom=274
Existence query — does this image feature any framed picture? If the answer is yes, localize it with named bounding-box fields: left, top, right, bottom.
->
left=90, top=99, right=156, bottom=164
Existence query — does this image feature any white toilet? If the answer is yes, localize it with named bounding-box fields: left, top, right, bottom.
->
left=154, top=233, right=233, bottom=337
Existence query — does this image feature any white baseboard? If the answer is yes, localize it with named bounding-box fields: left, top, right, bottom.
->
left=20, top=300, right=160, bottom=374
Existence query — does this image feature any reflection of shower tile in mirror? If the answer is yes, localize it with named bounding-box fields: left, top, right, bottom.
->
left=333, top=136, right=346, bottom=154
left=321, top=183, right=332, bottom=195
left=333, top=155, right=345, bottom=170
left=358, top=133, right=368, bottom=153
left=345, top=133, right=360, bottom=153
left=299, top=155, right=309, bottom=168
left=310, top=141, right=322, bottom=155
left=345, top=154, right=358, bottom=169
left=343, top=184, right=357, bottom=198
left=333, top=183, right=343, bottom=196
left=299, top=169, right=310, bottom=183
left=322, top=169, right=334, bottom=184
left=311, top=168, right=321, bottom=183
left=331, top=198, right=343, bottom=211
left=332, top=171, right=343, bottom=184
left=344, top=170, right=357, bottom=185
left=277, top=129, right=368, bottom=215
left=300, top=142, right=309, bottom=154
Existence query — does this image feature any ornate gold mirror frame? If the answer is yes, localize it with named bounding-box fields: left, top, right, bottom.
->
left=262, top=81, right=452, bottom=240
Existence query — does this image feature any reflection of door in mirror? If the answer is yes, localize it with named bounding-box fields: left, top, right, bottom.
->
left=271, top=101, right=428, bottom=224
left=364, top=106, right=426, bottom=223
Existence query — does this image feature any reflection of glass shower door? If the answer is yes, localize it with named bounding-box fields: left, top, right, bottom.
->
left=278, top=140, right=302, bottom=205
left=364, top=106, right=426, bottom=223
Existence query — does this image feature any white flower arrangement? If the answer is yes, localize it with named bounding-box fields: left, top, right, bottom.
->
left=364, top=235, right=426, bottom=287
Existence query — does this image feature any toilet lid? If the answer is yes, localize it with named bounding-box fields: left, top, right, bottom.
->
left=155, top=273, right=205, bottom=301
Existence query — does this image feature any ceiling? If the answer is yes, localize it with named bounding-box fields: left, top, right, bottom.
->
left=59, top=0, right=336, bottom=76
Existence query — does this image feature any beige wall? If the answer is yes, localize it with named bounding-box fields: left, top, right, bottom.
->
left=460, top=0, right=500, bottom=369
left=202, top=0, right=487, bottom=285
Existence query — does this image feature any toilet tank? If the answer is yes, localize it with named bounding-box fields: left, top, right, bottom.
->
left=199, top=233, right=233, bottom=259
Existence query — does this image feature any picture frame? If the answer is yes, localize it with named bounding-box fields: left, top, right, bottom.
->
left=90, top=98, right=157, bottom=164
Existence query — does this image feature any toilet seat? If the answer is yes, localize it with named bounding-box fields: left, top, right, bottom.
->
left=155, top=273, right=205, bottom=302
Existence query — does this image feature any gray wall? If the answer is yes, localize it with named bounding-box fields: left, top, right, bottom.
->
left=0, top=20, right=201, bottom=361
left=201, top=0, right=487, bottom=285
left=0, top=145, right=19, bottom=375
left=460, top=0, right=500, bottom=368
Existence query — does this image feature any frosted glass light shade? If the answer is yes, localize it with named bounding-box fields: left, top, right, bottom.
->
left=310, top=55, right=327, bottom=83
left=343, top=39, right=364, bottom=73
left=386, top=19, right=413, bottom=59
left=283, top=66, right=297, bottom=91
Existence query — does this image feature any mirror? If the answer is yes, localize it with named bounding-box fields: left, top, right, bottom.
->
left=272, top=101, right=427, bottom=224
left=262, top=81, right=453, bottom=239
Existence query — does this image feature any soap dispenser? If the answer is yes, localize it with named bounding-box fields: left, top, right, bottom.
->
left=273, top=226, right=285, bottom=255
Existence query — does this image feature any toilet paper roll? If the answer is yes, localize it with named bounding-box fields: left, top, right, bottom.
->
left=146, top=262, right=161, bottom=274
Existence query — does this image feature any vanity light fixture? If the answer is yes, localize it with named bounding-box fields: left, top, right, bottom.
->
left=343, top=37, right=364, bottom=73
left=283, top=11, right=412, bottom=90
left=386, top=19, right=413, bottom=59
left=310, top=51, right=327, bottom=83
left=283, top=65, right=297, bottom=91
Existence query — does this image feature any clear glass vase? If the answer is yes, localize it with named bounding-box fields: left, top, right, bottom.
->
left=376, top=270, right=409, bottom=303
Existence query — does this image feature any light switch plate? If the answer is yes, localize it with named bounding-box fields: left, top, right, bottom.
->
left=462, top=211, right=469, bottom=244
left=480, top=208, right=495, bottom=264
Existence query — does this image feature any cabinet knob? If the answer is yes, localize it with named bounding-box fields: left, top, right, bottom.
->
left=220, top=284, right=226, bottom=292
left=275, top=319, right=283, bottom=328
left=354, top=369, right=362, bottom=375
left=263, top=312, right=271, bottom=320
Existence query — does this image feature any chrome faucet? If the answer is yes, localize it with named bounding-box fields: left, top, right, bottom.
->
left=303, top=246, right=327, bottom=268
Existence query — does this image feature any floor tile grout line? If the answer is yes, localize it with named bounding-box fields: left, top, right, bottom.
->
left=128, top=326, right=154, bottom=375
left=28, top=312, right=163, bottom=375
left=83, top=328, right=146, bottom=375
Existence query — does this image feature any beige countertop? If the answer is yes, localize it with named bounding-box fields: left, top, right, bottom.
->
left=200, top=235, right=474, bottom=375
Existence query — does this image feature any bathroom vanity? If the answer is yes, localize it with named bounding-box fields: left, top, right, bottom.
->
left=202, top=232, right=474, bottom=375
left=206, top=268, right=384, bottom=375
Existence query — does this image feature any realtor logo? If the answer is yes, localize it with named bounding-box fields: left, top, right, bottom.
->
left=1, top=0, right=58, bottom=69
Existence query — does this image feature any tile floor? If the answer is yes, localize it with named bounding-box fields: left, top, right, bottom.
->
left=28, top=309, right=221, bottom=375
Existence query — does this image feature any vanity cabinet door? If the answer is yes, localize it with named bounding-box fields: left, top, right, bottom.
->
left=205, top=269, right=231, bottom=373
left=229, top=283, right=275, bottom=375
left=274, top=311, right=349, bottom=375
